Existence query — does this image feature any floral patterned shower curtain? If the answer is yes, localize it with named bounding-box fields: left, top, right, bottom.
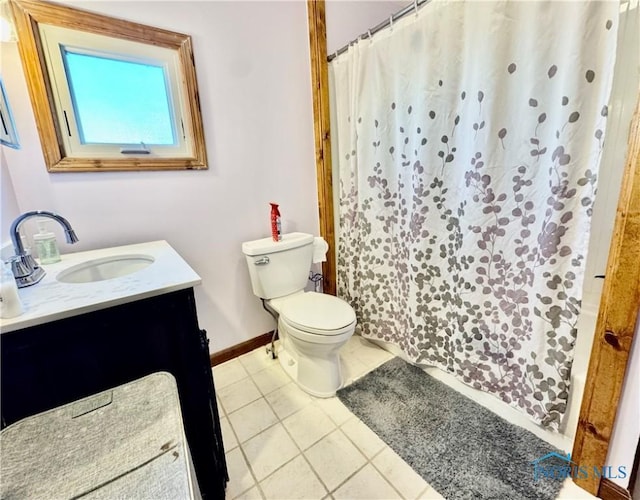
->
left=330, top=1, right=619, bottom=429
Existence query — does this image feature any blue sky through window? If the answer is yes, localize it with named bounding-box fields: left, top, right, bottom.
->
left=63, top=50, right=175, bottom=145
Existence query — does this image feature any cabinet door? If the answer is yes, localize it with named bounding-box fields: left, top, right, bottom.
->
left=1, top=289, right=227, bottom=499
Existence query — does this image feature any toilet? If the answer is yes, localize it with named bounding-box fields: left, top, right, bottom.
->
left=242, top=232, right=356, bottom=397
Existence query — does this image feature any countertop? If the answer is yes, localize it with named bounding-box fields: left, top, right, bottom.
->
left=0, top=240, right=201, bottom=334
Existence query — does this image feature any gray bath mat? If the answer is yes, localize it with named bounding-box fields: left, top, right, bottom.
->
left=337, top=357, right=566, bottom=500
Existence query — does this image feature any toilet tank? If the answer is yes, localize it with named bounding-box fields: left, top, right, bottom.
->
left=242, top=232, right=314, bottom=299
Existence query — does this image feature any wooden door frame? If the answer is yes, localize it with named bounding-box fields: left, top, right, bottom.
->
left=307, top=0, right=336, bottom=296
left=307, top=1, right=640, bottom=496
left=571, top=94, right=640, bottom=496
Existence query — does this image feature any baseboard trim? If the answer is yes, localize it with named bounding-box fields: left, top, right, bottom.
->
left=598, top=478, right=632, bottom=500
left=210, top=332, right=274, bottom=367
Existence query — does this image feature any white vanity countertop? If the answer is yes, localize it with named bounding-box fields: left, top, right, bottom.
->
left=0, top=240, right=201, bottom=334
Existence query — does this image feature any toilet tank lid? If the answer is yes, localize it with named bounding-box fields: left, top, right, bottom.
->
left=242, top=232, right=314, bottom=256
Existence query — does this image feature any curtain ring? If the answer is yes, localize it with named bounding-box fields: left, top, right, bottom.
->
left=414, top=0, right=419, bottom=16
left=367, top=29, right=372, bottom=42
left=389, top=15, right=394, bottom=29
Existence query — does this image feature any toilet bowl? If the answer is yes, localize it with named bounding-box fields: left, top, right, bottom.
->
left=270, top=291, right=356, bottom=397
left=242, top=233, right=357, bottom=397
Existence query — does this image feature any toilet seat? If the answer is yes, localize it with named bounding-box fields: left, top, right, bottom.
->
left=279, top=292, right=356, bottom=336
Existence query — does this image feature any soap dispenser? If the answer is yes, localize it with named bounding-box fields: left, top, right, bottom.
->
left=33, top=221, right=61, bottom=264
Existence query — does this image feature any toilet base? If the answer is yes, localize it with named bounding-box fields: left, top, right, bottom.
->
left=277, top=346, right=343, bottom=398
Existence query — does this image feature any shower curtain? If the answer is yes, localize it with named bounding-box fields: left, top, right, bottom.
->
left=331, top=1, right=619, bottom=429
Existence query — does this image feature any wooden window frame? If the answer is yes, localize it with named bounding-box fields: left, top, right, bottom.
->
left=307, top=1, right=640, bottom=497
left=9, top=0, right=208, bottom=172
left=0, top=78, right=20, bottom=149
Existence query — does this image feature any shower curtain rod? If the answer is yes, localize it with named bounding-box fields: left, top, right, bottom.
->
left=327, top=0, right=432, bottom=62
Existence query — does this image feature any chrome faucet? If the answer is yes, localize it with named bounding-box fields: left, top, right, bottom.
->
left=9, top=211, right=79, bottom=287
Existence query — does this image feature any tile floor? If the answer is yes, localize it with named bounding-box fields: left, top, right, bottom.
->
left=213, top=336, right=595, bottom=500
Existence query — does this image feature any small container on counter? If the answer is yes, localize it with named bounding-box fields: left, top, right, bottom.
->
left=34, top=221, right=61, bottom=264
left=1, top=260, right=24, bottom=319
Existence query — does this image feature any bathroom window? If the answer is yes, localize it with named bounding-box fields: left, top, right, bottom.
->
left=10, top=0, right=207, bottom=172
left=40, top=24, right=190, bottom=159
left=0, top=79, right=19, bottom=149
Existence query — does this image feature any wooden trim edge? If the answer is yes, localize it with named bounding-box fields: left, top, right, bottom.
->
left=307, top=0, right=337, bottom=296
left=572, top=92, right=640, bottom=494
left=47, top=157, right=208, bottom=172
left=210, top=332, right=274, bottom=367
left=598, top=478, right=632, bottom=500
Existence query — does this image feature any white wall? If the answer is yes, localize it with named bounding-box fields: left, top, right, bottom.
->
left=0, top=49, right=21, bottom=247
left=326, top=0, right=409, bottom=54
left=1, top=148, right=20, bottom=247
left=1, top=1, right=320, bottom=352
left=607, top=315, right=640, bottom=489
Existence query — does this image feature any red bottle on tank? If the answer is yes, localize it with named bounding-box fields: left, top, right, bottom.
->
left=270, top=203, right=282, bottom=242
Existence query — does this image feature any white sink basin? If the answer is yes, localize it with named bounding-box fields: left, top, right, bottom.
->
left=56, top=254, right=155, bottom=284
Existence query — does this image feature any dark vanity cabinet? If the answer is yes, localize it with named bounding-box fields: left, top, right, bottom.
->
left=0, top=288, right=228, bottom=499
